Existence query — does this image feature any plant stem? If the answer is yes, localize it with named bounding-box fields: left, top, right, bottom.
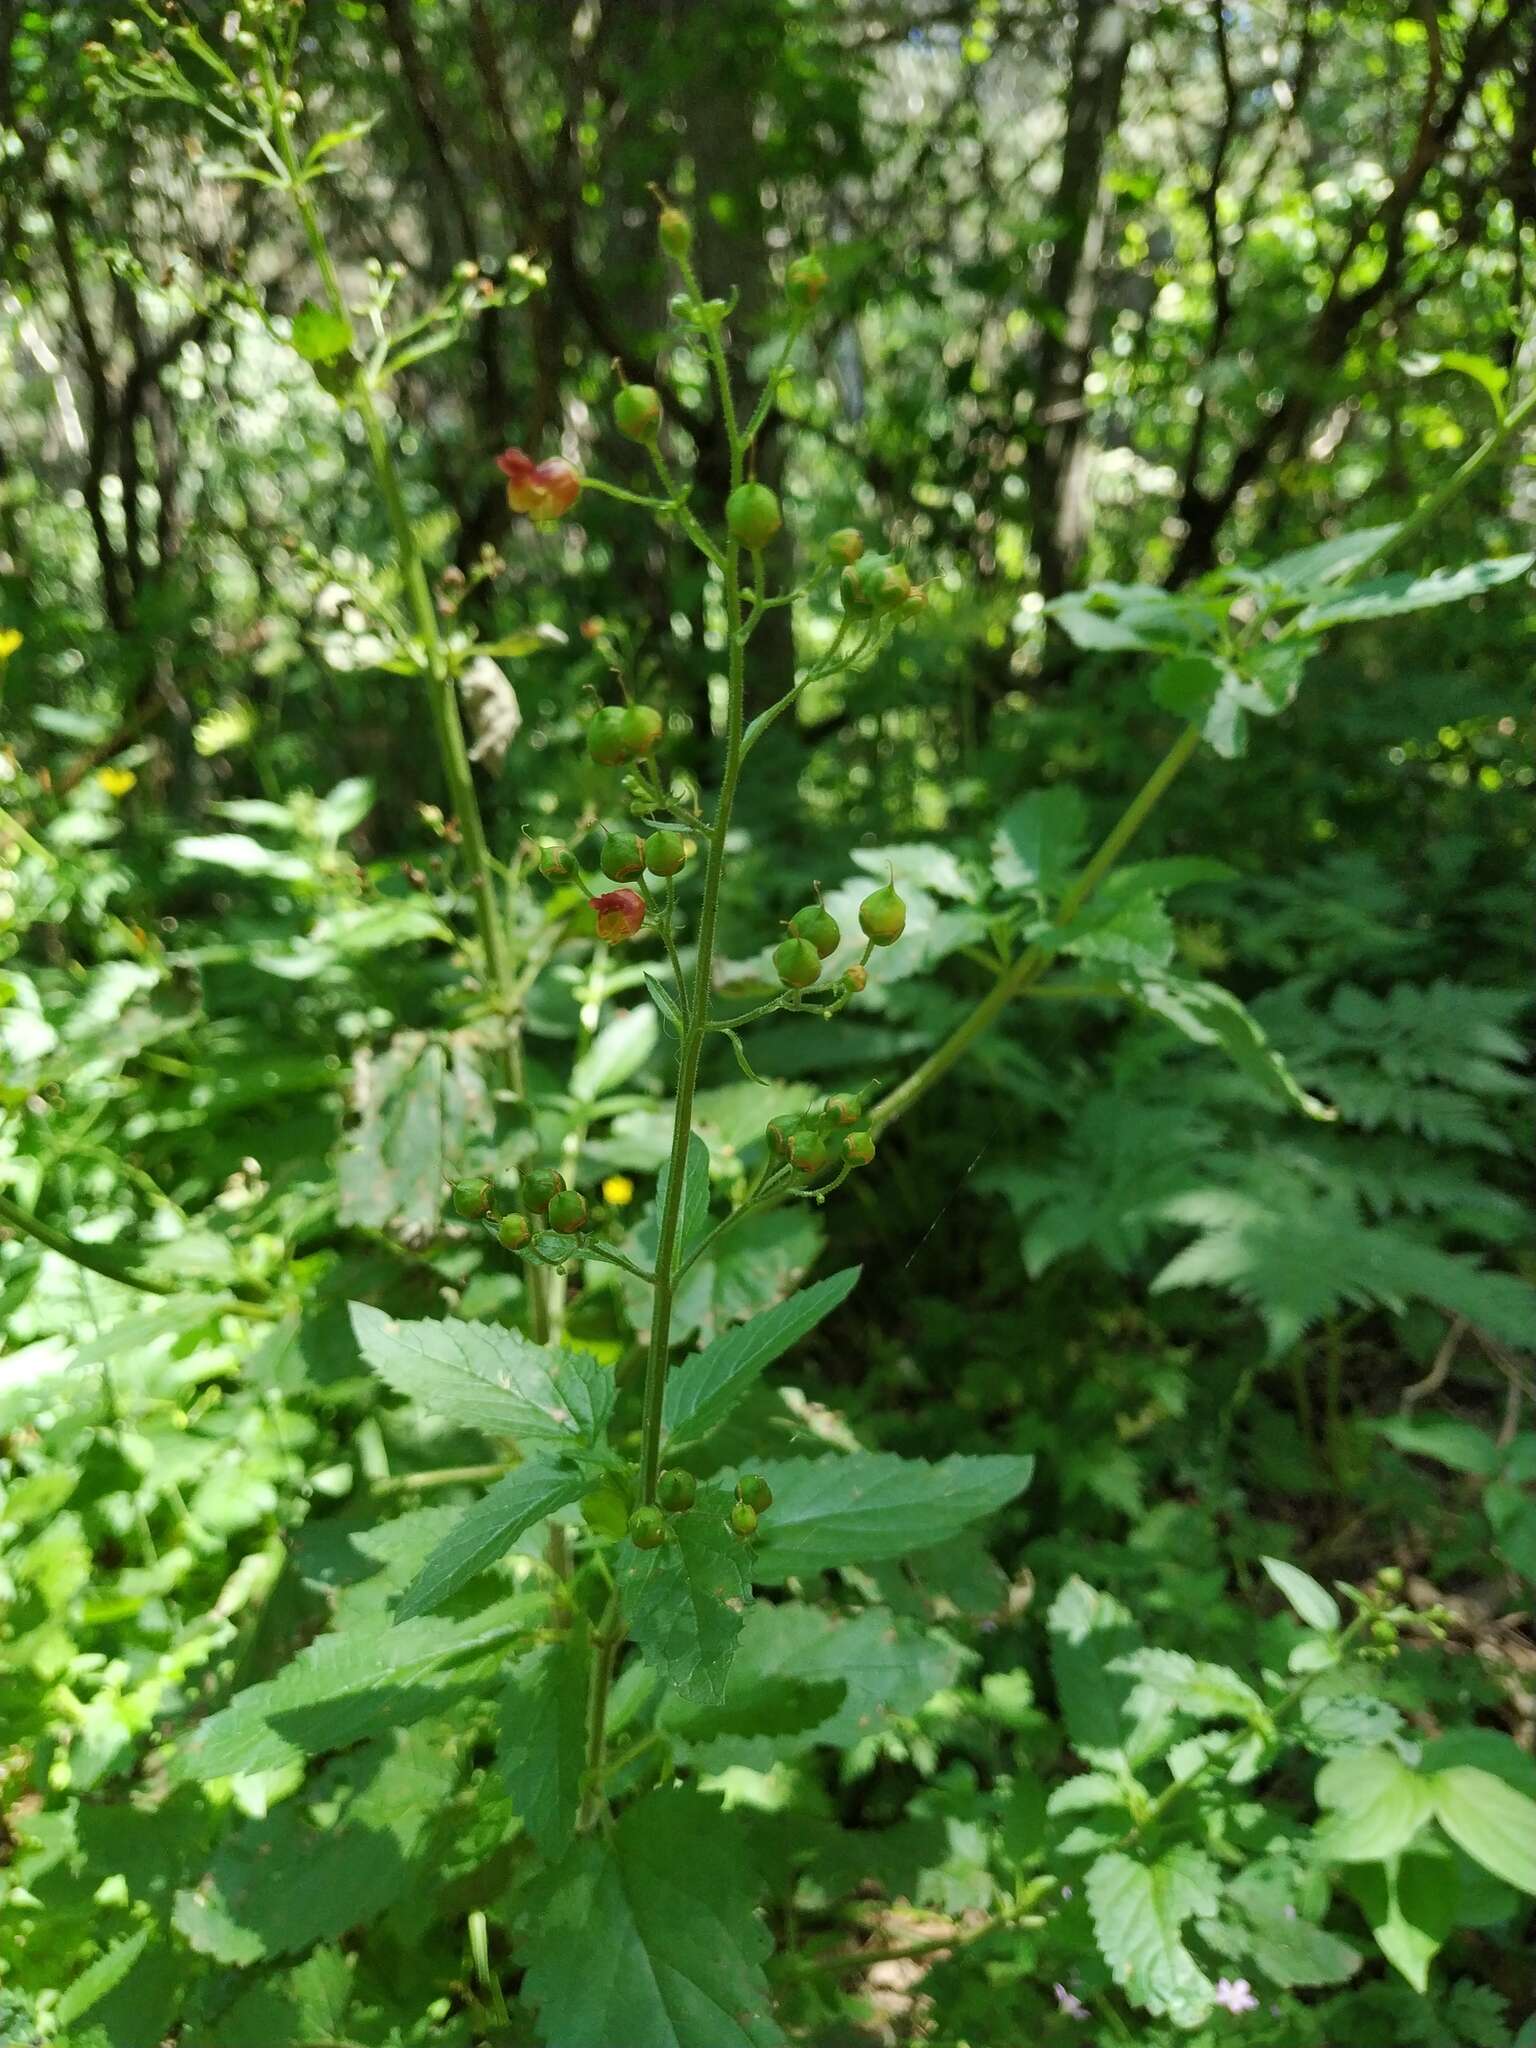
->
left=261, top=71, right=547, bottom=1339
left=636, top=544, right=748, bottom=1503
left=578, top=1597, right=624, bottom=1832
left=0, top=1189, right=175, bottom=1294
left=871, top=724, right=1203, bottom=1130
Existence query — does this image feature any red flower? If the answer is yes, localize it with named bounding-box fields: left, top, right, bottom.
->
left=590, top=888, right=645, bottom=944
left=496, top=447, right=582, bottom=520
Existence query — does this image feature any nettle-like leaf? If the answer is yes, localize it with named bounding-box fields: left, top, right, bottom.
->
left=349, top=1302, right=614, bottom=1450
left=661, top=1599, right=965, bottom=1770
left=1108, top=1647, right=1271, bottom=1731
left=394, top=1460, right=586, bottom=1620
left=1314, top=1749, right=1436, bottom=1864
left=990, top=786, right=1087, bottom=896
left=616, top=1485, right=751, bottom=1702
left=1047, top=1577, right=1142, bottom=1768
left=520, top=1786, right=784, bottom=2048
left=174, top=1730, right=455, bottom=1963
left=172, top=1595, right=536, bottom=1781
left=499, top=1625, right=589, bottom=1859
left=205, top=1944, right=353, bottom=2048
left=662, top=1266, right=860, bottom=1451
left=337, top=1029, right=496, bottom=1239
left=1086, top=1844, right=1220, bottom=2027
left=749, top=1451, right=1033, bottom=1581
left=1293, top=551, right=1533, bottom=631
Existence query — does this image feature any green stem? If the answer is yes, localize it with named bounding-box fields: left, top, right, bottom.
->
left=636, top=543, right=749, bottom=1502
left=871, top=724, right=1202, bottom=1130
left=261, top=69, right=546, bottom=1338
left=578, top=1597, right=624, bottom=1832
left=0, top=1191, right=272, bottom=1315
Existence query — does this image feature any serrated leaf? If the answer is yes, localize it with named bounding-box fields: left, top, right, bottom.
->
left=662, top=1267, right=860, bottom=1451
left=1086, top=1846, right=1218, bottom=2025
left=1428, top=1767, right=1536, bottom=1894
left=1110, top=1647, right=1268, bottom=1726
left=175, top=1732, right=454, bottom=1962
left=1261, top=1556, right=1341, bottom=1632
left=1047, top=1576, right=1141, bottom=1766
left=520, top=1787, right=783, bottom=2048
left=172, top=1598, right=534, bottom=1781
left=1314, top=1748, right=1435, bottom=1863
left=1296, top=553, right=1532, bottom=630
left=991, top=787, right=1087, bottom=896
left=55, top=1928, right=152, bottom=2030
left=749, top=1451, right=1032, bottom=1581
left=395, top=1461, right=586, bottom=1620
left=660, top=1601, right=962, bottom=1768
left=1254, top=524, right=1400, bottom=590
left=499, top=1626, right=589, bottom=1858
left=207, top=1945, right=354, bottom=2048
left=616, top=1487, right=750, bottom=1702
left=349, top=1303, right=613, bottom=1449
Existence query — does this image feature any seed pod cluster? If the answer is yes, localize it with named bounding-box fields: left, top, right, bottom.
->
left=765, top=1092, right=878, bottom=1179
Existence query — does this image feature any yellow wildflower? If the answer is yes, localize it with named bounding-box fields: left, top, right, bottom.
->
left=96, top=766, right=137, bottom=798
left=601, top=1174, right=635, bottom=1208
left=0, top=629, right=22, bottom=661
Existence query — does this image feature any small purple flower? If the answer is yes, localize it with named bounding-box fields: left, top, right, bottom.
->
left=1060, top=1884, right=1073, bottom=1899
left=1214, top=1978, right=1259, bottom=2015
left=1053, top=1983, right=1089, bottom=2020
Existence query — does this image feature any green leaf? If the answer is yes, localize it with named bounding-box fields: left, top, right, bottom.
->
left=1148, top=652, right=1222, bottom=719
left=172, top=831, right=312, bottom=882
left=1375, top=1414, right=1499, bottom=1477
left=990, top=787, right=1087, bottom=895
left=349, top=1302, right=614, bottom=1450
left=1428, top=1766, right=1536, bottom=1894
left=662, top=1267, right=860, bottom=1451
left=1109, top=1647, right=1268, bottom=1727
left=661, top=1600, right=963, bottom=1768
left=1261, top=1555, right=1341, bottom=1633
left=749, top=1452, right=1033, bottom=1581
left=55, top=1928, right=151, bottom=2031
left=1086, top=1846, right=1218, bottom=2026
left=337, top=1029, right=496, bottom=1238
left=395, top=1461, right=586, bottom=1620
left=174, top=1731, right=455, bottom=1962
left=1345, top=1850, right=1456, bottom=1992
left=172, top=1598, right=534, bottom=1781
left=1047, top=1576, right=1141, bottom=1766
left=521, top=1786, right=783, bottom=2048
left=1252, top=525, right=1400, bottom=590
left=1296, top=554, right=1532, bottom=631
left=657, top=1131, right=712, bottom=1269
left=290, top=302, right=353, bottom=363
left=644, top=972, right=686, bottom=1036
left=1314, top=1748, right=1435, bottom=1863
left=571, top=1006, right=658, bottom=1102
left=207, top=1946, right=354, bottom=2048
left=616, top=1487, right=750, bottom=1702
left=1133, top=974, right=1334, bottom=1118
left=499, top=1626, right=589, bottom=1859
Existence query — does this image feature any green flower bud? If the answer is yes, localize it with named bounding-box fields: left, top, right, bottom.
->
left=1376, top=1565, right=1404, bottom=1592
left=788, top=904, right=840, bottom=958
left=601, top=831, right=647, bottom=881
left=644, top=829, right=688, bottom=877
left=629, top=1505, right=667, bottom=1550
left=784, top=253, right=828, bottom=308
left=726, top=482, right=782, bottom=551
left=858, top=879, right=907, bottom=946
left=658, top=206, right=692, bottom=259
left=497, top=1211, right=532, bottom=1250
left=773, top=935, right=822, bottom=989
left=789, top=1127, right=834, bottom=1176
left=824, top=1093, right=861, bottom=1126
left=841, top=1127, right=876, bottom=1168
left=656, top=1468, right=697, bottom=1514
left=521, top=1166, right=566, bottom=1213
left=735, top=1473, right=773, bottom=1513
left=766, top=1113, right=800, bottom=1159
left=826, top=528, right=864, bottom=564
left=618, top=702, right=665, bottom=758
left=728, top=1500, right=759, bottom=1540
left=538, top=843, right=577, bottom=882
left=547, top=1189, right=589, bottom=1234
left=588, top=704, right=632, bottom=766
left=841, top=962, right=868, bottom=993
left=614, top=383, right=662, bottom=443
left=451, top=1175, right=493, bottom=1219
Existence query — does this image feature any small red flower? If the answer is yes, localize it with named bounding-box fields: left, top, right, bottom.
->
left=590, top=888, right=645, bottom=944
left=496, top=447, right=582, bottom=520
